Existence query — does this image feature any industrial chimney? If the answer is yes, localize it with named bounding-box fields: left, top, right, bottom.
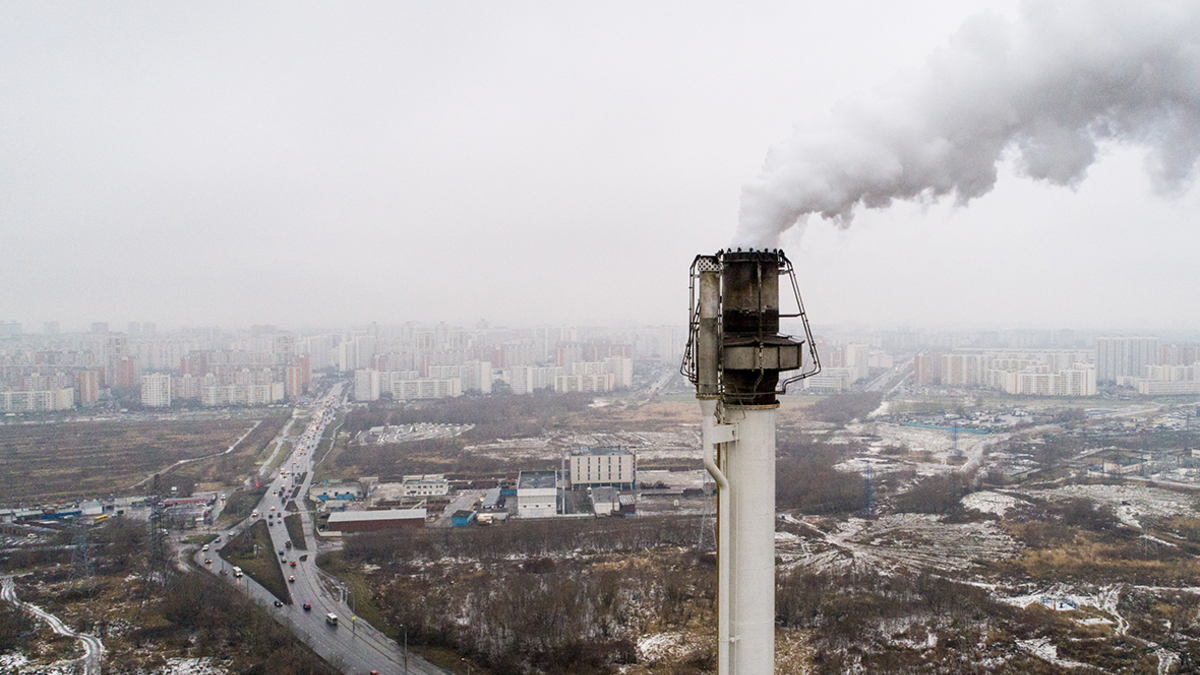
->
left=682, top=249, right=820, bottom=675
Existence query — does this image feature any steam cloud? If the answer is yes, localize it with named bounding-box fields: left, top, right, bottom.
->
left=735, top=0, right=1200, bottom=248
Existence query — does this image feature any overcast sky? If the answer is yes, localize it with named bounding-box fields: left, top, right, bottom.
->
left=2, top=1, right=1197, bottom=333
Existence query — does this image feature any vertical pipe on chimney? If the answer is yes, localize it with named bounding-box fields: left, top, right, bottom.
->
left=696, top=266, right=730, bottom=675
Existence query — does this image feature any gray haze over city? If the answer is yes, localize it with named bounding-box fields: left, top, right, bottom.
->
left=3, top=0, right=1199, bottom=331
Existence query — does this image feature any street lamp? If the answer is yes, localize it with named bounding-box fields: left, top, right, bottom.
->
left=400, top=624, right=408, bottom=675
left=461, top=657, right=470, bottom=675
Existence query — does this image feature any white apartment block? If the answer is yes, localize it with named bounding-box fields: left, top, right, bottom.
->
left=460, top=360, right=492, bottom=393
left=354, top=369, right=381, bottom=402
left=802, top=366, right=854, bottom=392
left=391, top=377, right=461, bottom=400
left=425, top=361, right=492, bottom=393
left=990, top=366, right=1097, bottom=396
left=569, top=447, right=636, bottom=489
left=0, top=389, right=75, bottom=413
left=200, top=383, right=284, bottom=407
left=1132, top=363, right=1200, bottom=395
left=845, top=343, right=870, bottom=382
left=141, top=373, right=172, bottom=407
left=937, top=349, right=1097, bottom=396
left=1096, top=336, right=1160, bottom=384
left=337, top=340, right=357, bottom=373
left=555, top=372, right=615, bottom=393
left=504, top=366, right=562, bottom=394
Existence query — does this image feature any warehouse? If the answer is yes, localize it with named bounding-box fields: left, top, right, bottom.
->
left=326, top=508, right=426, bottom=533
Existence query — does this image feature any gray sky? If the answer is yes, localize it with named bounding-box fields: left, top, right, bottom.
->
left=2, top=1, right=1197, bottom=332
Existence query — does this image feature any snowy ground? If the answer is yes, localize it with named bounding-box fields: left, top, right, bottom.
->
left=962, top=490, right=1020, bottom=516
left=1030, top=483, right=1196, bottom=528
left=777, top=513, right=1021, bottom=574
left=464, top=430, right=700, bottom=462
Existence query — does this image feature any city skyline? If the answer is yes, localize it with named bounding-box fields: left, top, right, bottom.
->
left=3, top=1, right=1198, bottom=331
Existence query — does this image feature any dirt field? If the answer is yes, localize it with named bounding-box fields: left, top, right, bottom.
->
left=0, top=418, right=260, bottom=504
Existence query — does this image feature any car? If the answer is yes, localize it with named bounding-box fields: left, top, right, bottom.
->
left=290, top=561, right=297, bottom=567
left=289, top=576, right=296, bottom=583
left=273, top=600, right=283, bottom=608
left=204, top=558, right=211, bottom=565
left=303, top=603, right=311, bottom=611
left=279, top=550, right=285, bottom=556
left=201, top=544, right=209, bottom=551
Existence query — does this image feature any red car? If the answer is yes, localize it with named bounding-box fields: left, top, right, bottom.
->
left=303, top=603, right=312, bottom=611
left=290, top=561, right=297, bottom=567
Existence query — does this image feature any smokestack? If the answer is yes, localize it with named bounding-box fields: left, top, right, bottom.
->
left=735, top=0, right=1200, bottom=248
left=683, top=249, right=819, bottom=675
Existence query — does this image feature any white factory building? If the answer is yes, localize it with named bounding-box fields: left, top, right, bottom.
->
left=568, top=446, right=636, bottom=490
left=516, top=470, right=559, bottom=518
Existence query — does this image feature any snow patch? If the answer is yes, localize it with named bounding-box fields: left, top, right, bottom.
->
left=961, top=491, right=1018, bottom=516
left=637, top=632, right=687, bottom=663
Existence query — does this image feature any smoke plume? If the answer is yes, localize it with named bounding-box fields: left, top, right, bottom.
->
left=735, top=0, right=1200, bottom=248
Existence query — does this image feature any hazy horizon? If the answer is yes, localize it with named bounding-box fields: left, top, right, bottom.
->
left=3, top=1, right=1197, bottom=331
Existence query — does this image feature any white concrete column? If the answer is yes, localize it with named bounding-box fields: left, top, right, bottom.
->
left=727, top=405, right=775, bottom=675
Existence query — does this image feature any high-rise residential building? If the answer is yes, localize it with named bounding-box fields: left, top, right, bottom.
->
left=354, top=335, right=377, bottom=369
left=43, top=321, right=59, bottom=335
left=141, top=373, right=172, bottom=407
left=1096, top=337, right=1160, bottom=384
left=460, top=360, right=492, bottom=393
left=91, top=322, right=109, bottom=335
left=846, top=343, right=870, bottom=382
left=913, top=352, right=940, bottom=385
left=75, top=370, right=99, bottom=406
left=354, top=369, right=381, bottom=402
left=337, top=340, right=357, bottom=373
left=127, top=322, right=142, bottom=338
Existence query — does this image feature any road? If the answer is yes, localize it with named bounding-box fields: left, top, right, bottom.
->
left=2, top=575, right=104, bottom=675
left=199, top=382, right=447, bottom=675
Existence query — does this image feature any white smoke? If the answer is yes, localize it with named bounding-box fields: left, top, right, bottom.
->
left=735, top=0, right=1200, bottom=248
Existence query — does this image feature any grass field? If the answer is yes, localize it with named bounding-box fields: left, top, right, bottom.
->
left=284, top=513, right=307, bottom=550
left=217, top=484, right=269, bottom=528
left=220, top=519, right=290, bottom=604
left=0, top=418, right=259, bottom=504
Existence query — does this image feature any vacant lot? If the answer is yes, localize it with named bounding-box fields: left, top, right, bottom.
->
left=0, top=418, right=261, bottom=504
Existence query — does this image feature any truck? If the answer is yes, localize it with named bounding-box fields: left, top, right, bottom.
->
left=232, top=566, right=243, bottom=578
left=325, top=613, right=338, bottom=626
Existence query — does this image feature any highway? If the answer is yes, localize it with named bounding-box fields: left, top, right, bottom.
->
left=200, top=382, right=447, bottom=675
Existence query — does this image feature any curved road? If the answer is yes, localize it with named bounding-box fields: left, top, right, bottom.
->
left=2, top=575, right=104, bottom=675
left=200, top=383, right=447, bottom=675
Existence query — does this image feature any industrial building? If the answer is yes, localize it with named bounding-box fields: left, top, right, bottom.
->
left=401, top=474, right=450, bottom=497
left=516, top=470, right=558, bottom=518
left=326, top=508, right=426, bottom=533
left=568, top=446, right=636, bottom=490
left=311, top=481, right=365, bottom=501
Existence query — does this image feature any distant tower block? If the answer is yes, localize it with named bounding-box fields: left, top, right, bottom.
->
left=682, top=249, right=821, bottom=675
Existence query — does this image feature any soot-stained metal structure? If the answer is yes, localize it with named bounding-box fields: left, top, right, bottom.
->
left=681, top=249, right=820, bottom=675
